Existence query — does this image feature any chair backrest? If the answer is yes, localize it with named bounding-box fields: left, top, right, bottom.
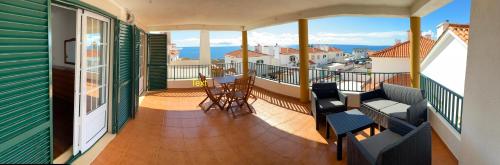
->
left=380, top=83, right=425, bottom=105
left=312, top=82, right=339, bottom=98
left=211, top=65, right=224, bottom=77
left=199, top=73, right=217, bottom=100
left=376, top=122, right=431, bottom=165
left=225, top=68, right=237, bottom=75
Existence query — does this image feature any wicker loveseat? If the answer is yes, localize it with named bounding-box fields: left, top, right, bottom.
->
left=360, top=83, right=427, bottom=128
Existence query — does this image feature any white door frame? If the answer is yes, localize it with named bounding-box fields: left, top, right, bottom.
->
left=73, top=9, right=112, bottom=154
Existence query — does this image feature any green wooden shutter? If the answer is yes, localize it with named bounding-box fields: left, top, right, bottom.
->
left=147, top=34, right=167, bottom=90
left=0, top=0, right=52, bottom=163
left=113, top=21, right=133, bottom=132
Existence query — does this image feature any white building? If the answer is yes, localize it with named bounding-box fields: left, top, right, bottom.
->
left=225, top=44, right=343, bottom=68
left=167, top=43, right=180, bottom=63
left=421, top=23, right=469, bottom=95
left=352, top=48, right=369, bottom=59
left=369, top=36, right=436, bottom=73
left=224, top=50, right=276, bottom=65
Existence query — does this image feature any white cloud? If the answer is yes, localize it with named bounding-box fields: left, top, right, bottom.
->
left=173, top=31, right=409, bottom=47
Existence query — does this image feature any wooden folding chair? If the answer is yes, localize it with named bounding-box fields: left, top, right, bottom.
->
left=225, top=76, right=255, bottom=118
left=225, top=68, right=237, bottom=75
left=198, top=73, right=225, bottom=112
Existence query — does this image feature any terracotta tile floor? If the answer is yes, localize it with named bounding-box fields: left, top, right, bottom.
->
left=93, top=87, right=458, bottom=165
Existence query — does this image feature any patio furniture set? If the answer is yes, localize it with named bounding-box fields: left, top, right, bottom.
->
left=311, top=82, right=430, bottom=165
left=198, top=68, right=256, bottom=118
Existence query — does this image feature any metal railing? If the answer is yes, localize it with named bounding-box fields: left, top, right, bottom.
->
left=168, top=63, right=242, bottom=79
left=168, top=62, right=410, bottom=92
left=421, top=75, right=463, bottom=133
left=249, top=62, right=410, bottom=92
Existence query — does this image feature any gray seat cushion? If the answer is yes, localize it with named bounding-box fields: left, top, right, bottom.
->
left=362, top=98, right=399, bottom=111
left=380, top=103, right=410, bottom=120
left=360, top=130, right=402, bottom=158
left=318, top=98, right=344, bottom=110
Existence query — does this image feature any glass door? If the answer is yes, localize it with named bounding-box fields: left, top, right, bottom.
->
left=74, top=9, right=110, bottom=153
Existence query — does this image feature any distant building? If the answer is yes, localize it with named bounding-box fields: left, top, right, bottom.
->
left=421, top=23, right=469, bottom=95
left=167, top=43, right=180, bottom=63
left=224, top=44, right=343, bottom=68
left=369, top=35, right=436, bottom=73
left=224, top=50, right=275, bottom=65
left=352, top=48, right=369, bottom=59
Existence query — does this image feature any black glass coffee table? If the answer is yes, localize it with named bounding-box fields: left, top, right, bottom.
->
left=326, top=109, right=375, bottom=160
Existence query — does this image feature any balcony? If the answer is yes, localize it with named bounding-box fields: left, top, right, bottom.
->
left=91, top=87, right=457, bottom=164
left=71, top=62, right=459, bottom=164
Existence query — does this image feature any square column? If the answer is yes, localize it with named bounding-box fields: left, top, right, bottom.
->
left=299, top=19, right=309, bottom=102
left=242, top=31, right=249, bottom=77
left=410, top=17, right=421, bottom=88
left=199, top=30, right=211, bottom=65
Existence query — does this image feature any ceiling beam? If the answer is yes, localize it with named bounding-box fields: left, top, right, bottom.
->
left=245, top=4, right=410, bottom=30
left=148, top=24, right=244, bottom=31
left=410, top=0, right=453, bottom=17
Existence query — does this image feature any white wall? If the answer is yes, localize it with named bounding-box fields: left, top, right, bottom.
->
left=51, top=6, right=76, bottom=69
left=422, top=34, right=468, bottom=95
left=460, top=0, right=500, bottom=164
left=371, top=57, right=409, bottom=73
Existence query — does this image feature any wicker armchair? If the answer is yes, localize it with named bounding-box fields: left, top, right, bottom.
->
left=311, top=82, right=347, bottom=130
left=347, top=117, right=431, bottom=165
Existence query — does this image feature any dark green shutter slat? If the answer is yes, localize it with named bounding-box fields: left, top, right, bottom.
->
left=147, top=34, right=167, bottom=90
left=113, top=21, right=133, bottom=132
left=0, top=0, right=52, bottom=163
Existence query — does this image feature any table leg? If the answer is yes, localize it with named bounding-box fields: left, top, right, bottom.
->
left=370, top=125, right=375, bottom=136
left=326, top=123, right=330, bottom=139
left=337, top=136, right=343, bottom=160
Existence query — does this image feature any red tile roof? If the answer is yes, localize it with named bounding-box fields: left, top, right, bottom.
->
left=370, top=37, right=436, bottom=59
left=447, top=24, right=470, bottom=43
left=280, top=47, right=300, bottom=55
left=328, top=47, right=342, bottom=52
left=225, top=50, right=271, bottom=58
left=309, top=47, right=325, bottom=53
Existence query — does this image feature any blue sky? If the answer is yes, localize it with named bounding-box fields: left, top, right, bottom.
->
left=172, top=0, right=470, bottom=47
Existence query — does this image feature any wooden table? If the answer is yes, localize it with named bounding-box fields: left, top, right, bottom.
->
left=326, top=109, right=375, bottom=160
left=213, top=75, right=237, bottom=110
left=213, top=75, right=236, bottom=85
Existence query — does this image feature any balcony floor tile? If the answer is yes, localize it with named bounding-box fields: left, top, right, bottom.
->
left=92, top=87, right=458, bottom=165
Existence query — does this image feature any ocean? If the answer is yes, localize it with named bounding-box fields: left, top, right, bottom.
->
left=178, top=44, right=389, bottom=60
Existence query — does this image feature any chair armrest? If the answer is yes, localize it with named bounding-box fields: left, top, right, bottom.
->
left=338, top=89, right=347, bottom=106
left=388, top=117, right=416, bottom=136
left=347, top=132, right=376, bottom=165
left=406, top=99, right=428, bottom=126
left=311, top=92, right=319, bottom=116
left=360, top=89, right=384, bottom=102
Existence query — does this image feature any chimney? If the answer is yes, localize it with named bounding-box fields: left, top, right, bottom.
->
left=424, top=34, right=432, bottom=39
left=436, top=20, right=450, bottom=38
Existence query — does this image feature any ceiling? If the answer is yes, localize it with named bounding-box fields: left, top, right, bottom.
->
left=113, top=0, right=452, bottom=31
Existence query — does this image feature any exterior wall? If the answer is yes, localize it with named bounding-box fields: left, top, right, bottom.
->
left=280, top=55, right=299, bottom=67
left=428, top=105, right=462, bottom=159
left=460, top=0, right=500, bottom=164
left=371, top=57, right=410, bottom=72
left=421, top=34, right=468, bottom=95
